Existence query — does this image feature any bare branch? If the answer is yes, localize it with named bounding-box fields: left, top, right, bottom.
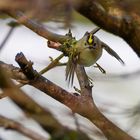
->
left=0, top=1, right=138, bottom=140
left=0, top=115, right=48, bottom=140
left=4, top=10, right=70, bottom=43
left=0, top=61, right=27, bottom=81
left=76, top=65, right=92, bottom=97
left=0, top=25, right=15, bottom=51
left=0, top=66, right=91, bottom=140
left=75, top=0, right=140, bottom=57
left=14, top=53, right=134, bottom=140
left=0, top=51, right=135, bottom=140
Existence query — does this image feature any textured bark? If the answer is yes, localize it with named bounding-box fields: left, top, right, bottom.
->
left=0, top=115, right=48, bottom=140
left=14, top=53, right=134, bottom=140
left=75, top=0, right=140, bottom=57
left=1, top=1, right=139, bottom=139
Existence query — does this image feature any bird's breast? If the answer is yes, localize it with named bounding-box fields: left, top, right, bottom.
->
left=77, top=47, right=103, bottom=67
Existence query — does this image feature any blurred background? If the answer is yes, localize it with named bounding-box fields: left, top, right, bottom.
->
left=0, top=14, right=140, bottom=139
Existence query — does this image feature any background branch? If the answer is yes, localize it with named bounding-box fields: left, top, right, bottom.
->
left=0, top=115, right=48, bottom=140
left=0, top=66, right=91, bottom=140
left=5, top=10, right=70, bottom=43
left=2, top=1, right=140, bottom=56
left=75, top=0, right=140, bottom=57
left=0, top=22, right=16, bottom=50
left=0, top=1, right=139, bottom=139
left=13, top=53, right=134, bottom=140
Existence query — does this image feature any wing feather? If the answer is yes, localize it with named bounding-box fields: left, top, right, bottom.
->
left=102, top=42, right=125, bottom=65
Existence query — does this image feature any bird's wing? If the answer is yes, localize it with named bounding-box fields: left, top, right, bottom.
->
left=102, top=42, right=125, bottom=65
left=65, top=53, right=78, bottom=86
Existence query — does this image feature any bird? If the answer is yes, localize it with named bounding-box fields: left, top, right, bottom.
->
left=65, top=29, right=124, bottom=86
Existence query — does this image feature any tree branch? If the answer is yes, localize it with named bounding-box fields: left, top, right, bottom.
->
left=13, top=53, right=134, bottom=140
left=76, top=65, right=92, bottom=97
left=0, top=4, right=137, bottom=139
left=0, top=24, right=15, bottom=50
left=0, top=66, right=91, bottom=140
left=0, top=115, right=48, bottom=140
left=75, top=0, right=140, bottom=57
left=3, top=1, right=140, bottom=56
left=4, top=10, right=70, bottom=43
left=0, top=61, right=27, bottom=82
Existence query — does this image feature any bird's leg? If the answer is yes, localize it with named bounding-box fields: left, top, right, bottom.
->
left=39, top=54, right=64, bottom=75
left=73, top=86, right=81, bottom=94
left=94, top=63, right=106, bottom=74
left=87, top=76, right=94, bottom=87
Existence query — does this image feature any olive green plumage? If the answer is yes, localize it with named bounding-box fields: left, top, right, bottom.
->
left=66, top=31, right=124, bottom=86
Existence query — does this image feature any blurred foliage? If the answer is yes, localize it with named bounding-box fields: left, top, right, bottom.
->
left=0, top=0, right=74, bottom=27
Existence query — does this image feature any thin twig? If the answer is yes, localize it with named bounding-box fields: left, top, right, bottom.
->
left=90, top=27, right=100, bottom=34
left=39, top=54, right=64, bottom=75
left=0, top=115, right=48, bottom=140
left=0, top=26, right=15, bottom=50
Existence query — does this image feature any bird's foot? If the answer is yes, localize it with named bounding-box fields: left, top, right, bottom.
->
left=94, top=63, right=106, bottom=74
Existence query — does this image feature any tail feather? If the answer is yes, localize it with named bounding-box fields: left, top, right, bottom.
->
left=65, top=57, right=77, bottom=86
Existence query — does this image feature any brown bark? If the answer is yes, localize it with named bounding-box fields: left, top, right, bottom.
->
left=1, top=1, right=139, bottom=139
left=75, top=0, right=140, bottom=57
left=13, top=53, right=134, bottom=140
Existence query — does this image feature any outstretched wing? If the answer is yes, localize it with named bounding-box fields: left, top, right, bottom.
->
left=102, top=42, right=125, bottom=65
left=65, top=54, right=78, bottom=86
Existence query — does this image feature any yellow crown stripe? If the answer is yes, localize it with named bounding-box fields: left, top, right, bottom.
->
left=88, top=34, right=93, bottom=44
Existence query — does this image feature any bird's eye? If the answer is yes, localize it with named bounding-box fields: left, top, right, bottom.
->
left=93, top=43, right=96, bottom=46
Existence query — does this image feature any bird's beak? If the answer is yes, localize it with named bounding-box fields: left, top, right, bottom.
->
left=88, top=46, right=96, bottom=49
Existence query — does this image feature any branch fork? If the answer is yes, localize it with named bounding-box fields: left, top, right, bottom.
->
left=0, top=9, right=135, bottom=140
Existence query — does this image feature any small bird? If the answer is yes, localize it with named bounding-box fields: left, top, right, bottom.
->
left=66, top=30, right=124, bottom=85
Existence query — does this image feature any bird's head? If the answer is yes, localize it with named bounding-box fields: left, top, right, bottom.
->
left=85, top=32, right=97, bottom=49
